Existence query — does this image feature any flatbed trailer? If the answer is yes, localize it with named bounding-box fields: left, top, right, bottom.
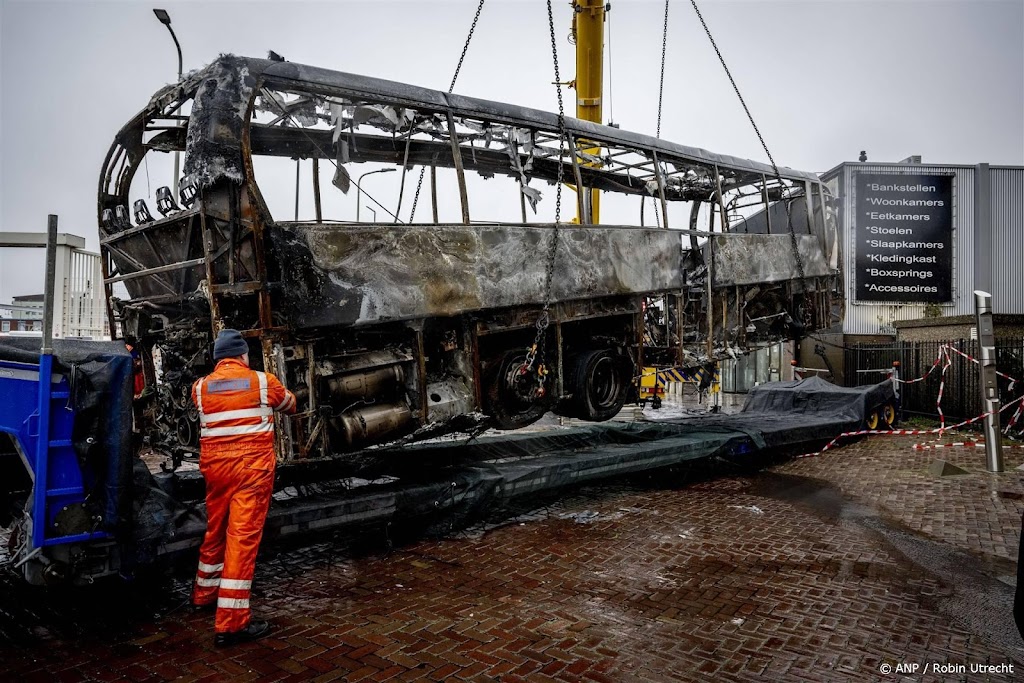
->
left=2, top=333, right=895, bottom=584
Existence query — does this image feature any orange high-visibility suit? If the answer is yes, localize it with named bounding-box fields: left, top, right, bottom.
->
left=191, top=358, right=296, bottom=633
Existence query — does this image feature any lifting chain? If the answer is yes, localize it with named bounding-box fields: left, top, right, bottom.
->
left=689, top=0, right=813, bottom=328
left=521, top=0, right=567, bottom=385
left=448, top=0, right=487, bottom=94
left=656, top=0, right=670, bottom=138
left=409, top=0, right=487, bottom=222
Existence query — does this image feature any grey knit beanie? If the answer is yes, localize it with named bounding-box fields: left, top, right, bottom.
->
left=213, top=329, right=249, bottom=360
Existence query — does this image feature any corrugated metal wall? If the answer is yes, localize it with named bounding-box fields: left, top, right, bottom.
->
left=838, top=163, right=976, bottom=335
left=991, top=166, right=1024, bottom=313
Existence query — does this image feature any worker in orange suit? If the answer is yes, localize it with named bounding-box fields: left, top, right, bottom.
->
left=190, top=329, right=296, bottom=646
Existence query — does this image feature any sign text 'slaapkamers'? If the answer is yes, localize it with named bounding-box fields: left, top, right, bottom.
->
left=854, top=173, right=953, bottom=303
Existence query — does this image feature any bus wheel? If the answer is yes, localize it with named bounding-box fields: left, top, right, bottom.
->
left=486, top=349, right=552, bottom=430
left=569, top=350, right=632, bottom=422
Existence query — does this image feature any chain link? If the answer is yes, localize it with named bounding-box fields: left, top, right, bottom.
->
left=523, top=0, right=568, bottom=377
left=689, top=0, right=812, bottom=328
left=656, top=0, right=669, bottom=138
left=449, top=0, right=486, bottom=94
left=409, top=0, right=487, bottom=222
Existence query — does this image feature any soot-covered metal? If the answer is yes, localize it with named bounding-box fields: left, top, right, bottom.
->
left=96, top=54, right=840, bottom=471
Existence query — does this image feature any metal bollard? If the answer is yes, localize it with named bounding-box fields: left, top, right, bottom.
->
left=974, top=290, right=1003, bottom=472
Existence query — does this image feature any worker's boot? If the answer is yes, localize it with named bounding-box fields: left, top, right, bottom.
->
left=214, top=619, right=271, bottom=647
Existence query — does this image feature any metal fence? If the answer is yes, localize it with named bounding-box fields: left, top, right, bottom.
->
left=844, top=338, right=1024, bottom=421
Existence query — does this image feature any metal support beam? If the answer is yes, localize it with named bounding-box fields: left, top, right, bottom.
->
left=446, top=111, right=471, bottom=224
left=569, top=135, right=588, bottom=224
left=312, top=158, right=323, bottom=224
left=104, top=258, right=205, bottom=284
left=652, top=151, right=669, bottom=229
left=41, top=217, right=58, bottom=352
left=430, top=163, right=439, bottom=224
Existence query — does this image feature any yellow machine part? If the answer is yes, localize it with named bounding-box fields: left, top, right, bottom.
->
left=637, top=366, right=721, bottom=399
left=572, top=0, right=607, bottom=224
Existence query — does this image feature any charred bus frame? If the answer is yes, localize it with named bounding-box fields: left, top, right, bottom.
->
left=98, top=55, right=838, bottom=470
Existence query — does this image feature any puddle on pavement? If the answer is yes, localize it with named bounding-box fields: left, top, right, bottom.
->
left=751, top=472, right=875, bottom=523
left=752, top=471, right=1024, bottom=656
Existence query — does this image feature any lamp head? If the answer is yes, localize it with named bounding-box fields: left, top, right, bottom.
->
left=153, top=9, right=172, bottom=25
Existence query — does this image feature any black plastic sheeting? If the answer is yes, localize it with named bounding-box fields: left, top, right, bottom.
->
left=0, top=338, right=135, bottom=534
left=742, top=375, right=895, bottom=424
left=679, top=376, right=898, bottom=448
left=146, top=378, right=896, bottom=557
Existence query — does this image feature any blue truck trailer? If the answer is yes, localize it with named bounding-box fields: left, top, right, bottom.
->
left=0, top=336, right=134, bottom=584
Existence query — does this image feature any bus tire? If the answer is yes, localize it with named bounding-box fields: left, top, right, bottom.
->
left=569, top=350, right=632, bottom=422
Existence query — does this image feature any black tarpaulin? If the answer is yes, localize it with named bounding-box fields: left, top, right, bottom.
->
left=149, top=378, right=896, bottom=558
left=0, top=338, right=135, bottom=534
left=741, top=376, right=896, bottom=425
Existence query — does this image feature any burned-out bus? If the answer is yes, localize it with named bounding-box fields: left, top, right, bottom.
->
left=98, top=55, right=839, bottom=470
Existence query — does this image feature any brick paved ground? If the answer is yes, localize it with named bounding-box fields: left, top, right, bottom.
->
left=3, top=421, right=1024, bottom=681
left=779, top=432, right=1024, bottom=567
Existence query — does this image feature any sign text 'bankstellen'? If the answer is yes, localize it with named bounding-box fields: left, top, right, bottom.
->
left=854, top=173, right=953, bottom=303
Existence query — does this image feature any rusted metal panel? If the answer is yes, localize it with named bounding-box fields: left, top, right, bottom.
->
left=710, top=234, right=834, bottom=288
left=268, top=224, right=682, bottom=328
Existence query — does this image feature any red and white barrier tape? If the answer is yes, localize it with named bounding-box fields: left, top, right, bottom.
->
left=945, top=345, right=1018, bottom=388
left=1006, top=401, right=1024, bottom=434
left=893, top=344, right=1019, bottom=389
left=912, top=441, right=984, bottom=450
left=911, top=440, right=1024, bottom=450
left=795, top=393, right=1024, bottom=459
left=886, top=344, right=1021, bottom=434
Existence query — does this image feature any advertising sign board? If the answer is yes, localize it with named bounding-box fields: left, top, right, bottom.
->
left=854, top=173, right=953, bottom=303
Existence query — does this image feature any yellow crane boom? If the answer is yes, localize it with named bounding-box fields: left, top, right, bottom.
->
left=572, top=0, right=607, bottom=224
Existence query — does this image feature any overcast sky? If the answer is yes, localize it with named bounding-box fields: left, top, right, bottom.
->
left=1, top=0, right=1022, bottom=302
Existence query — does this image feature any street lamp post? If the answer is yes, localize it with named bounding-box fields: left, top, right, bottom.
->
left=154, top=9, right=184, bottom=200
left=357, top=168, right=396, bottom=222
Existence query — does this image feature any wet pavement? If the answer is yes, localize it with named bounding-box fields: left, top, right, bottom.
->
left=2, top=395, right=1024, bottom=682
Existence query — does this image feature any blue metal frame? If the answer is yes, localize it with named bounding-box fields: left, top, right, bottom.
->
left=0, top=357, right=110, bottom=549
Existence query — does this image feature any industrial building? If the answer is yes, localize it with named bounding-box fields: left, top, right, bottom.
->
left=776, top=157, right=1023, bottom=387
left=0, top=232, right=107, bottom=339
left=719, top=157, right=1024, bottom=390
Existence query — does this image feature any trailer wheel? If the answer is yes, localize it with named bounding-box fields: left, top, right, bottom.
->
left=569, top=350, right=632, bottom=422
left=882, top=403, right=897, bottom=427
left=485, top=349, right=553, bottom=430
left=865, top=410, right=881, bottom=430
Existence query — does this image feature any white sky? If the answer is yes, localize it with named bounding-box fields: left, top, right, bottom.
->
left=1, top=0, right=1022, bottom=302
